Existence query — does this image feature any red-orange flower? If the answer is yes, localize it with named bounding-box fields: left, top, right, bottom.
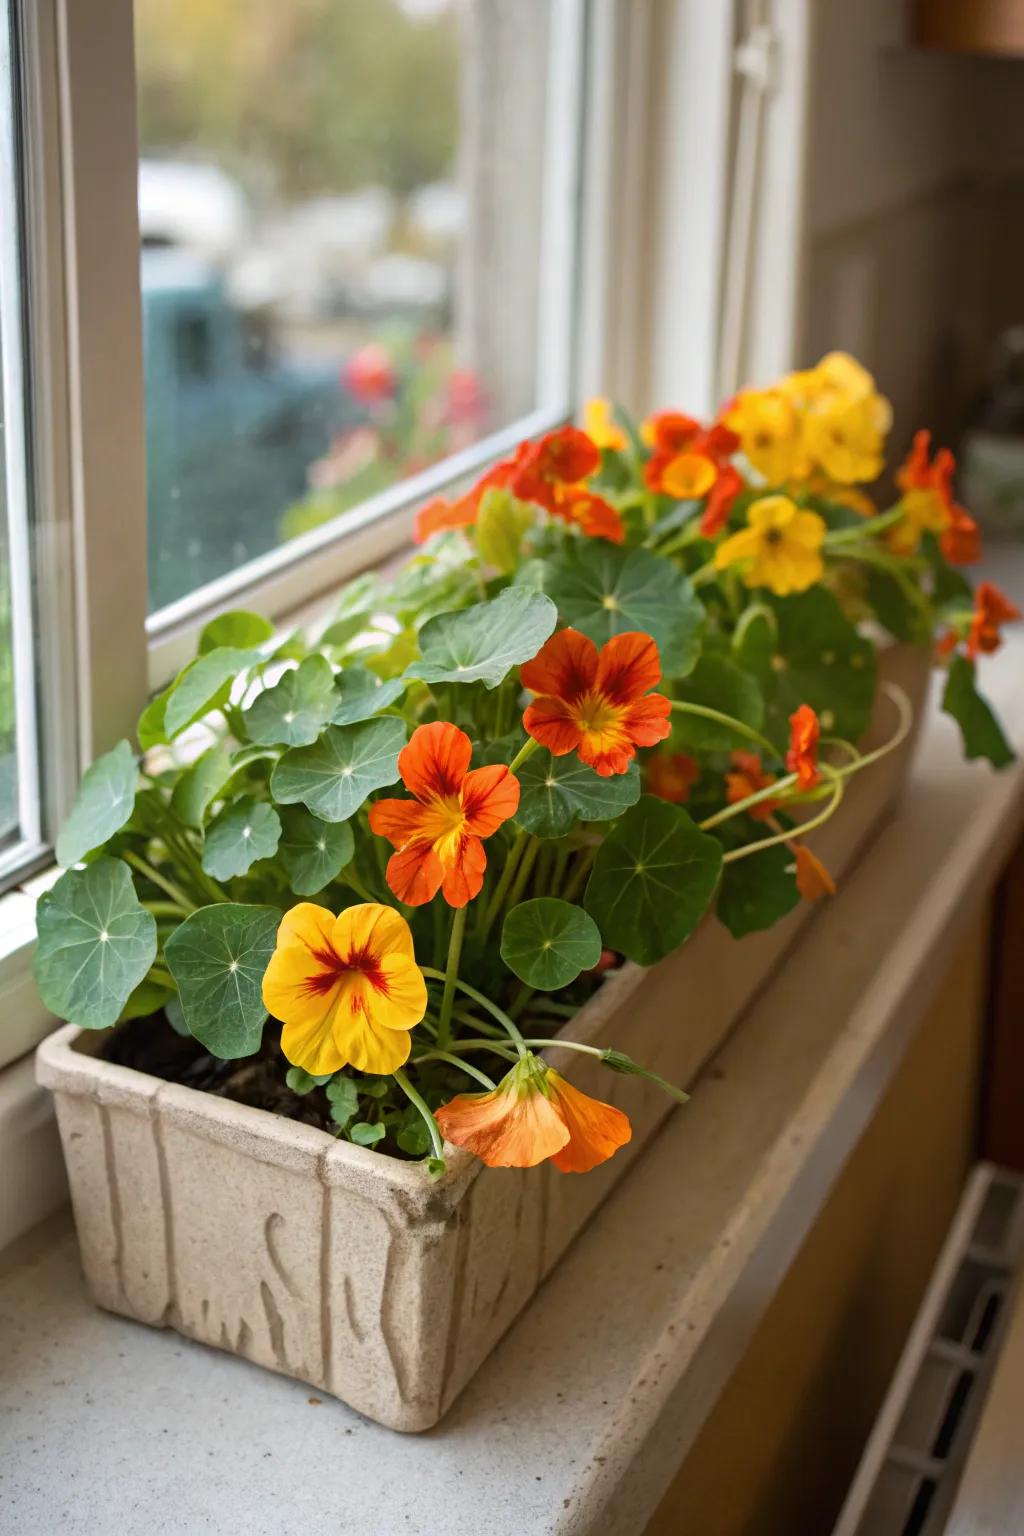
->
left=435, top=1053, right=632, bottom=1173
left=965, top=582, right=1020, bottom=661
left=941, top=504, right=981, bottom=566
left=700, top=464, right=744, bottom=538
left=725, top=750, right=778, bottom=820
left=550, top=486, right=624, bottom=543
left=521, top=629, right=672, bottom=777
left=647, top=751, right=700, bottom=804
left=511, top=426, right=600, bottom=513
left=414, top=454, right=523, bottom=543
left=368, top=722, right=519, bottom=907
left=793, top=844, right=835, bottom=902
left=892, top=429, right=980, bottom=565
left=786, top=705, right=821, bottom=790
left=643, top=412, right=740, bottom=496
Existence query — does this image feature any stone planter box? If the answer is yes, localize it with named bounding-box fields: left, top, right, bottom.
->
left=36, top=645, right=929, bottom=1432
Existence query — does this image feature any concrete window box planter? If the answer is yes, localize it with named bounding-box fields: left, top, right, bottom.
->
left=36, top=645, right=927, bottom=1432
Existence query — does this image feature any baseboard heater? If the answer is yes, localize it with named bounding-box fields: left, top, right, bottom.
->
left=832, top=1162, right=1024, bottom=1536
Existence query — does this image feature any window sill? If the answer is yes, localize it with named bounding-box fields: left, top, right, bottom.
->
left=1, top=642, right=1022, bottom=1531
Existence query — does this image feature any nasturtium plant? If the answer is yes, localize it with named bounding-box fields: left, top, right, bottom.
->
left=37, top=352, right=1016, bottom=1183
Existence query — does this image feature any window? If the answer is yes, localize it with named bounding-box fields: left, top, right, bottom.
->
left=137, top=0, right=587, bottom=634
left=0, top=0, right=42, bottom=887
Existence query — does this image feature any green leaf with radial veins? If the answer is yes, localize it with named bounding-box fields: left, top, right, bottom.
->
left=522, top=541, right=704, bottom=677
left=750, top=588, right=877, bottom=747
left=501, top=898, right=602, bottom=990
left=201, top=799, right=282, bottom=881
left=584, top=796, right=722, bottom=966
left=198, top=610, right=275, bottom=655
left=514, top=752, right=640, bottom=838
left=942, top=654, right=1014, bottom=768
left=279, top=805, right=354, bottom=895
left=163, top=646, right=259, bottom=739
left=171, top=741, right=236, bottom=829
left=33, top=858, right=157, bottom=1029
left=164, top=903, right=280, bottom=1058
left=716, top=841, right=801, bottom=939
left=330, top=667, right=408, bottom=726
left=669, top=655, right=764, bottom=753
left=404, top=586, right=558, bottom=689
left=243, top=655, right=338, bottom=747
left=56, top=739, right=138, bottom=867
left=270, top=716, right=406, bottom=822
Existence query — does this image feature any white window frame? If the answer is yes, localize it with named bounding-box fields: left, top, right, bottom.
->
left=1, top=0, right=755, bottom=1075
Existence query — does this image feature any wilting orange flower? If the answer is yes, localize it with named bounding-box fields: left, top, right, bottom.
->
left=435, top=1052, right=632, bottom=1173
left=725, top=750, right=778, bottom=820
left=786, top=705, right=821, bottom=790
left=551, top=485, right=624, bottom=543
left=511, top=426, right=600, bottom=513
left=966, top=582, right=1020, bottom=661
left=700, top=465, right=744, bottom=537
left=647, top=751, right=700, bottom=804
left=262, top=902, right=427, bottom=1076
left=521, top=629, right=672, bottom=777
left=792, top=844, right=836, bottom=902
left=369, top=722, right=520, bottom=906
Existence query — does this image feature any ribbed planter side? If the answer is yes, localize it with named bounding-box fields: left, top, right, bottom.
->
left=37, top=646, right=929, bottom=1431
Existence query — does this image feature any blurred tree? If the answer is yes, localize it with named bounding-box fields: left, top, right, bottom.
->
left=136, top=0, right=460, bottom=199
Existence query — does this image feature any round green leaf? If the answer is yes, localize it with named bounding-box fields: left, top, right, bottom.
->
left=514, top=752, right=641, bottom=837
left=270, top=717, right=406, bottom=822
left=670, top=655, right=765, bottom=752
left=526, top=542, right=704, bottom=677
left=34, top=858, right=157, bottom=1029
left=164, top=646, right=259, bottom=739
left=244, top=656, right=338, bottom=747
left=201, top=800, right=281, bottom=881
left=475, top=488, right=536, bottom=573
left=198, top=610, right=275, bottom=655
left=170, top=741, right=235, bottom=829
left=752, top=589, right=877, bottom=746
left=56, top=739, right=138, bottom=867
left=501, top=898, right=602, bottom=990
left=330, top=667, right=408, bottom=725
left=405, top=586, right=558, bottom=689
left=164, top=902, right=280, bottom=1058
left=584, top=796, right=723, bottom=966
left=716, top=842, right=800, bottom=939
left=279, top=806, right=354, bottom=895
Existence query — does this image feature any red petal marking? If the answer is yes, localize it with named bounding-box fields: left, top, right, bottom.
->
left=398, top=721, right=472, bottom=802
left=595, top=632, right=662, bottom=704
left=520, top=627, right=599, bottom=701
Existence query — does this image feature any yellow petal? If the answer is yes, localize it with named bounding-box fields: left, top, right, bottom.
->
left=715, top=526, right=761, bottom=570
left=280, top=991, right=349, bottom=1076
left=789, top=509, right=827, bottom=550
left=373, top=953, right=429, bottom=1031
left=333, top=902, right=416, bottom=963
left=336, top=1002, right=414, bottom=1074
left=277, top=901, right=339, bottom=956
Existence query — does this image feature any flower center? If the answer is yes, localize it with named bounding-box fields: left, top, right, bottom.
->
left=422, top=792, right=468, bottom=863
left=572, top=689, right=623, bottom=737
left=763, top=527, right=784, bottom=546
left=304, top=943, right=387, bottom=999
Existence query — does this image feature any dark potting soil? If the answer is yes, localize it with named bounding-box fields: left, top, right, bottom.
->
left=103, top=1014, right=339, bottom=1134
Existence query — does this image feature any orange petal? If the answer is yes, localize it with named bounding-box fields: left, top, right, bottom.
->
left=547, top=1070, right=632, bottom=1173
left=660, top=452, right=717, bottom=500
left=519, top=627, right=599, bottom=700
left=435, top=1079, right=569, bottom=1168
left=386, top=843, right=444, bottom=906
left=621, top=692, right=672, bottom=747
left=439, top=832, right=487, bottom=908
left=522, top=696, right=584, bottom=757
left=368, top=797, right=430, bottom=850
left=398, top=721, right=472, bottom=802
left=576, top=731, right=634, bottom=777
left=414, top=495, right=475, bottom=544
left=460, top=764, right=521, bottom=836
left=595, top=631, right=663, bottom=704
left=794, top=844, right=836, bottom=902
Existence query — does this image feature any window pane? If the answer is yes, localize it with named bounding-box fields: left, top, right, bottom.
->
left=136, top=0, right=577, bottom=615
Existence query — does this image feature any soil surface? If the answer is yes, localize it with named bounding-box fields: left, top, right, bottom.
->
left=103, top=1016, right=338, bottom=1133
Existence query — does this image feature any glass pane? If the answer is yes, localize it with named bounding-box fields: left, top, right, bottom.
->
left=0, top=431, right=19, bottom=852
left=136, top=0, right=572, bottom=614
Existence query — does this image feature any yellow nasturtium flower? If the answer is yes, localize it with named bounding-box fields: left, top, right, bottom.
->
left=582, top=396, right=627, bottom=452
left=781, top=350, right=877, bottom=410
left=714, top=494, right=825, bottom=596
left=724, top=388, right=809, bottom=483
left=802, top=394, right=890, bottom=485
left=262, top=902, right=427, bottom=1076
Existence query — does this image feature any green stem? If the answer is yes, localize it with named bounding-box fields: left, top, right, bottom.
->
left=142, top=900, right=192, bottom=919
left=479, top=828, right=528, bottom=941
left=670, top=699, right=780, bottom=758
left=522, top=1039, right=690, bottom=1106
left=392, top=1068, right=445, bottom=1162
left=411, top=1050, right=497, bottom=1090
left=421, top=969, right=529, bottom=1056
left=721, top=765, right=844, bottom=863
left=504, top=835, right=541, bottom=915
left=415, top=1037, right=518, bottom=1062
left=123, top=852, right=198, bottom=913
left=145, top=965, right=175, bottom=989
left=822, top=506, right=905, bottom=546
left=562, top=845, right=596, bottom=906
left=341, top=868, right=376, bottom=904
left=436, top=905, right=467, bottom=1053
left=831, top=682, right=914, bottom=781
left=508, top=736, right=539, bottom=775
left=698, top=771, right=799, bottom=832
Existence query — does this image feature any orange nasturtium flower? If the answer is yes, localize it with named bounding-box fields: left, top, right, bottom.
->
left=700, top=464, right=744, bottom=538
left=413, top=453, right=523, bottom=543
left=369, top=722, right=520, bottom=907
left=965, top=582, right=1020, bottom=661
left=511, top=425, right=600, bottom=513
left=889, top=429, right=981, bottom=565
left=262, top=903, right=427, bottom=1076
left=521, top=629, right=672, bottom=777
left=714, top=494, right=826, bottom=596
left=582, top=397, right=628, bottom=451
left=792, top=844, right=836, bottom=902
left=725, top=750, right=778, bottom=820
left=647, top=751, right=700, bottom=805
left=435, top=1053, right=632, bottom=1173
left=551, top=485, right=624, bottom=543
left=786, top=705, right=822, bottom=790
